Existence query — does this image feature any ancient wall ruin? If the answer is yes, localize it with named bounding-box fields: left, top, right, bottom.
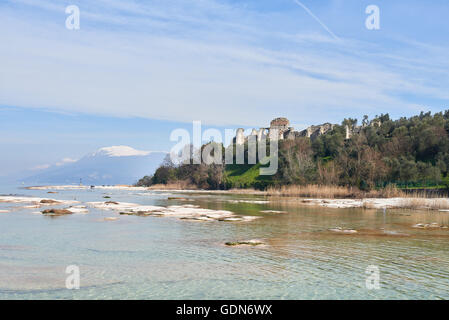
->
left=233, top=117, right=381, bottom=145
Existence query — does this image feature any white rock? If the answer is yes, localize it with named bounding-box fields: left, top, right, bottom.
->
left=228, top=200, right=270, bottom=204
left=0, top=196, right=78, bottom=206
left=328, top=227, right=358, bottom=234
left=88, top=201, right=259, bottom=222
left=66, top=206, right=89, bottom=214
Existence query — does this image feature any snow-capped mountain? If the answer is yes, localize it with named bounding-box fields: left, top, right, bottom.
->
left=24, top=146, right=167, bottom=185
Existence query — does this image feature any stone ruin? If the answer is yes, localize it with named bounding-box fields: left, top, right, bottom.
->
left=233, top=117, right=335, bottom=145
left=233, top=117, right=382, bottom=145
left=345, top=119, right=382, bottom=139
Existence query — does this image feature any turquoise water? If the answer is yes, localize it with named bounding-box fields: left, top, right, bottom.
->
left=0, top=184, right=448, bottom=299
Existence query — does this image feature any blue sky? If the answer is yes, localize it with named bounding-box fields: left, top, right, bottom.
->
left=0, top=0, right=448, bottom=177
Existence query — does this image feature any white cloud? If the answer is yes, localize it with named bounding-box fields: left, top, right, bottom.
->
left=31, top=164, right=51, bottom=171
left=55, top=158, right=77, bottom=166
left=32, top=157, right=77, bottom=171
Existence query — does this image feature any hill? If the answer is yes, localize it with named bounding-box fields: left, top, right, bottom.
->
left=137, top=111, right=449, bottom=191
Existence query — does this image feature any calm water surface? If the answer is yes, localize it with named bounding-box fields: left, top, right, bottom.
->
left=0, top=184, right=448, bottom=299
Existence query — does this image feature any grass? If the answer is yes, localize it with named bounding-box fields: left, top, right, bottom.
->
left=224, top=164, right=272, bottom=189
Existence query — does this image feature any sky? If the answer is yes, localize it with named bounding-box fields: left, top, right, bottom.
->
left=1, top=0, right=448, bottom=177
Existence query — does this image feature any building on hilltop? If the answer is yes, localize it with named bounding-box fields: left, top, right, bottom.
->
left=233, top=116, right=383, bottom=145
left=266, top=117, right=294, bottom=140
left=234, top=118, right=337, bottom=145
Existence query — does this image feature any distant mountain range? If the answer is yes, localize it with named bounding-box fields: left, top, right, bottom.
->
left=22, top=146, right=167, bottom=185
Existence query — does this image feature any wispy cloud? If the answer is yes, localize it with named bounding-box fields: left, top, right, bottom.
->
left=32, top=157, right=77, bottom=171
left=31, top=164, right=51, bottom=171
left=55, top=158, right=77, bottom=166
left=292, top=0, right=340, bottom=41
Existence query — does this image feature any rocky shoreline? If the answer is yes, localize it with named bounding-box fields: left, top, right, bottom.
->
left=14, top=185, right=449, bottom=211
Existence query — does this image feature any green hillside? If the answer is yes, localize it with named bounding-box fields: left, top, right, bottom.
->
left=224, top=164, right=272, bottom=189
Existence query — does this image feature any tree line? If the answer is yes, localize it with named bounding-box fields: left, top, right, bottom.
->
left=137, top=110, right=449, bottom=191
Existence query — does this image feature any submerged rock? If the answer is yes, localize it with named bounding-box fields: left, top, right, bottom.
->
left=328, top=227, right=358, bottom=234
left=412, top=223, right=447, bottom=229
left=119, top=210, right=157, bottom=216
left=41, top=209, right=73, bottom=215
left=382, top=230, right=409, bottom=236
left=219, top=217, right=243, bottom=222
left=104, top=201, right=120, bottom=205
left=104, top=217, right=119, bottom=221
left=225, top=240, right=265, bottom=247
left=429, top=223, right=442, bottom=228
left=228, top=200, right=270, bottom=204
left=40, top=199, right=61, bottom=205
left=219, top=216, right=260, bottom=222
left=180, top=216, right=214, bottom=221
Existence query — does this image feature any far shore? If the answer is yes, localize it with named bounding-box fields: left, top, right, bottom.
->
left=20, top=184, right=449, bottom=211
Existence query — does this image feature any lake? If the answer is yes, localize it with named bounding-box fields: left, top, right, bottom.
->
left=0, top=184, right=448, bottom=299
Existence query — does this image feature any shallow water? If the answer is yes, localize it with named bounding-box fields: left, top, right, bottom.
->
left=0, top=185, right=448, bottom=299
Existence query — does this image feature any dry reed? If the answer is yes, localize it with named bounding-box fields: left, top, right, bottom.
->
left=149, top=181, right=198, bottom=190
left=267, top=184, right=410, bottom=199
left=399, top=194, right=449, bottom=210
left=266, top=185, right=361, bottom=199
